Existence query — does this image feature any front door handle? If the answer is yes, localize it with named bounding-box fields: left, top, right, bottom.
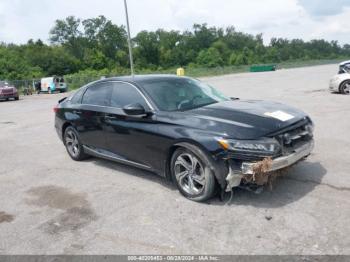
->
left=105, top=115, right=117, bottom=120
left=73, top=110, right=82, bottom=115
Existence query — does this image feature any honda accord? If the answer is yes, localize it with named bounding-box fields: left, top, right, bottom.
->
left=55, top=75, right=314, bottom=202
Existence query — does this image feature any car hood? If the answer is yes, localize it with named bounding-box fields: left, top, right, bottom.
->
left=178, top=100, right=309, bottom=139
left=332, top=73, right=350, bottom=80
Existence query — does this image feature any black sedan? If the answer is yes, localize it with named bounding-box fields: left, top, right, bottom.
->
left=55, top=75, right=314, bottom=202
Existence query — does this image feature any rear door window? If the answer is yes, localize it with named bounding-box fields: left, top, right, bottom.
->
left=82, top=83, right=111, bottom=106
left=70, top=88, right=85, bottom=104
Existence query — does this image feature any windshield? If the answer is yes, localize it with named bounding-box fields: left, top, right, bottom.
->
left=339, top=64, right=350, bottom=74
left=0, top=81, right=9, bottom=87
left=140, top=78, right=230, bottom=111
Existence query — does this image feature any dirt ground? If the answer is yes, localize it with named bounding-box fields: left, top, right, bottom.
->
left=0, top=64, right=349, bottom=255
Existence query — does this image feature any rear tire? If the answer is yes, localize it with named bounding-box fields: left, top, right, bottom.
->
left=63, top=126, right=89, bottom=161
left=170, top=146, right=216, bottom=202
left=340, top=80, right=350, bottom=95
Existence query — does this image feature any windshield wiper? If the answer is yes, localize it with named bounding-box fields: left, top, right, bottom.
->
left=180, top=101, right=218, bottom=111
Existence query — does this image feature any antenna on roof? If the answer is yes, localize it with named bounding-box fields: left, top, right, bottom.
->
left=123, top=0, right=135, bottom=77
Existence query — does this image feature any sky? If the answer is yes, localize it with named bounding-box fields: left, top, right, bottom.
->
left=0, top=0, right=350, bottom=45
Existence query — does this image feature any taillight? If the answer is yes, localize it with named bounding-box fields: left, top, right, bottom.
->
left=53, top=105, right=59, bottom=113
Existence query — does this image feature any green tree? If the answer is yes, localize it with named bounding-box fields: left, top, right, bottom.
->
left=211, top=40, right=230, bottom=65
left=134, top=31, right=160, bottom=67
left=0, top=46, right=42, bottom=80
left=229, top=52, right=237, bottom=65
left=192, top=23, right=218, bottom=50
left=83, top=16, right=128, bottom=60
left=49, top=16, right=85, bottom=59
left=1, top=16, right=350, bottom=81
left=197, top=47, right=224, bottom=67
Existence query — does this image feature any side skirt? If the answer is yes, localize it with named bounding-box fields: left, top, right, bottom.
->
left=83, top=145, right=152, bottom=171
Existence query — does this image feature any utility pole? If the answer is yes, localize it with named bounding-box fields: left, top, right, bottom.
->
left=123, top=0, right=134, bottom=76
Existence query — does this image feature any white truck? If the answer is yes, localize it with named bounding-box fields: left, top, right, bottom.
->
left=40, top=77, right=67, bottom=93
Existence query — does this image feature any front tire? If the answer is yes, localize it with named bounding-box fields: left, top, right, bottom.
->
left=64, top=126, right=88, bottom=161
left=340, top=80, right=350, bottom=95
left=171, top=146, right=216, bottom=202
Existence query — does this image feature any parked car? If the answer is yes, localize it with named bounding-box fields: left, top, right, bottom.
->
left=338, top=60, right=350, bottom=74
left=329, top=62, right=350, bottom=94
left=40, top=76, right=67, bottom=93
left=0, top=81, right=19, bottom=101
left=55, top=75, right=314, bottom=202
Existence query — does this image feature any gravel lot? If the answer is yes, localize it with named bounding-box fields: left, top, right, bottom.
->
left=0, top=64, right=349, bottom=255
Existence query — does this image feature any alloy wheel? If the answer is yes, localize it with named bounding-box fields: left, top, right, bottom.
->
left=344, top=83, right=350, bottom=94
left=174, top=153, right=206, bottom=195
left=65, top=130, right=80, bottom=157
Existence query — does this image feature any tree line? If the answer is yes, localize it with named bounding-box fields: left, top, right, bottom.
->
left=1, top=15, right=350, bottom=80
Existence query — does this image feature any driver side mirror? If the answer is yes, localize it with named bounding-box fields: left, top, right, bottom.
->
left=123, top=103, right=147, bottom=116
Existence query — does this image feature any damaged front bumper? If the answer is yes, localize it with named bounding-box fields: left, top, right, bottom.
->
left=241, top=140, right=314, bottom=175
left=225, top=140, right=314, bottom=191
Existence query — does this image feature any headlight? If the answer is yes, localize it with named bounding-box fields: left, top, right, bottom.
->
left=331, top=76, right=340, bottom=82
left=216, top=137, right=281, bottom=156
left=305, top=123, right=314, bottom=134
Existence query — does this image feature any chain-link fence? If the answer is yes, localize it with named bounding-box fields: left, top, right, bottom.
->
left=5, top=75, right=106, bottom=95
left=5, top=79, right=38, bottom=95
left=64, top=75, right=107, bottom=91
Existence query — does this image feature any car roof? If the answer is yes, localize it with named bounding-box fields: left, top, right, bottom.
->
left=340, top=60, right=350, bottom=66
left=97, top=74, right=191, bottom=85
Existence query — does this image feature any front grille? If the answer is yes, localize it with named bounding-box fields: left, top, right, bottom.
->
left=2, top=88, right=13, bottom=94
left=1, top=89, right=14, bottom=94
left=271, top=120, right=313, bottom=155
left=0, top=93, right=13, bottom=97
left=226, top=152, right=268, bottom=161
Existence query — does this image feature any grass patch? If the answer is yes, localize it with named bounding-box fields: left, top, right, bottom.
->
left=277, top=58, right=346, bottom=69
